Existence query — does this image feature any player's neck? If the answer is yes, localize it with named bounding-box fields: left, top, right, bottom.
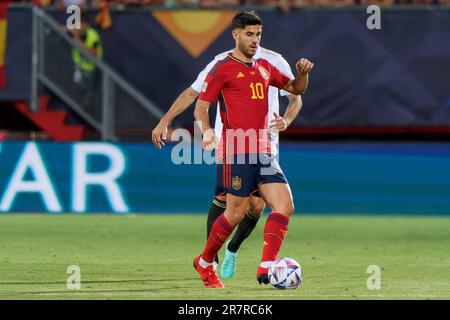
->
left=231, top=49, right=253, bottom=64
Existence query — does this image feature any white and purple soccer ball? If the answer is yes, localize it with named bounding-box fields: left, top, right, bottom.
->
left=268, top=258, right=302, bottom=289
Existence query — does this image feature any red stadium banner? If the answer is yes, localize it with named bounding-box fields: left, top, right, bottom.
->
left=0, top=1, right=8, bottom=88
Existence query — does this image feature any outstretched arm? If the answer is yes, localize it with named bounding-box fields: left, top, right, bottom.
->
left=151, top=87, right=199, bottom=149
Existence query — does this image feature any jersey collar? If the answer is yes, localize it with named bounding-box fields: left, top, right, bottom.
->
left=228, top=53, right=254, bottom=68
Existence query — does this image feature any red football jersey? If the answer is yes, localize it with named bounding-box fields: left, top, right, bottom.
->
left=199, top=53, right=290, bottom=156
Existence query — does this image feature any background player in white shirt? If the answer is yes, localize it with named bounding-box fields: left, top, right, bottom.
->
left=152, top=46, right=302, bottom=279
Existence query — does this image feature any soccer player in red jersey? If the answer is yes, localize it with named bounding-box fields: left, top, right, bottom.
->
left=192, top=11, right=314, bottom=288
left=152, top=47, right=301, bottom=278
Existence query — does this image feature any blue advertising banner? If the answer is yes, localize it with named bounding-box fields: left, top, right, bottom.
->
left=0, top=141, right=449, bottom=214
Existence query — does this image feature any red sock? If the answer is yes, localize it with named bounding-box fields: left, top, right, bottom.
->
left=202, top=214, right=234, bottom=263
left=261, top=212, right=290, bottom=263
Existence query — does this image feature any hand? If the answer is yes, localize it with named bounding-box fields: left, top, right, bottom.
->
left=202, top=129, right=217, bottom=151
left=269, top=112, right=289, bottom=132
left=151, top=120, right=168, bottom=149
left=295, top=58, right=314, bottom=76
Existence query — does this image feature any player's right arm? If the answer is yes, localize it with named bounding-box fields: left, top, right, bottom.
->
left=151, top=87, right=198, bottom=148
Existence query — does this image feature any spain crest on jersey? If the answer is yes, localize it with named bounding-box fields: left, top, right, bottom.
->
left=232, top=176, right=242, bottom=190
left=258, top=66, right=269, bottom=81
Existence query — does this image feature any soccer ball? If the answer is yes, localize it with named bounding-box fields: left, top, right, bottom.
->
left=268, top=258, right=302, bottom=289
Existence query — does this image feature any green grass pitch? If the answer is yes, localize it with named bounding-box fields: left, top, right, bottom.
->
left=0, top=214, right=449, bottom=300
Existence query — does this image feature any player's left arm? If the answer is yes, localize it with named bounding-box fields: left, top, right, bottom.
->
left=282, top=58, right=314, bottom=95
left=269, top=95, right=302, bottom=132
left=269, top=55, right=302, bottom=131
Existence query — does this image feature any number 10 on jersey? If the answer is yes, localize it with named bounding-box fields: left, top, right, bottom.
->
left=250, top=82, right=264, bottom=100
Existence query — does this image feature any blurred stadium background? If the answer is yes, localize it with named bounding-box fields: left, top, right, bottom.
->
left=0, top=0, right=449, bottom=300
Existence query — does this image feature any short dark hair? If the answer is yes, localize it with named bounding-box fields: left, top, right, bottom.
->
left=231, top=11, right=262, bottom=30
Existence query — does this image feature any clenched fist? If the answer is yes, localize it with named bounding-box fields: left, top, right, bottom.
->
left=295, top=58, right=314, bottom=76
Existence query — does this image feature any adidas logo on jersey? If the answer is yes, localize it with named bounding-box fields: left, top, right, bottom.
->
left=237, top=72, right=245, bottom=78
